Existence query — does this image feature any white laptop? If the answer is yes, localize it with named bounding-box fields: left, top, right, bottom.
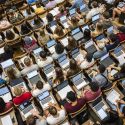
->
left=60, top=37, right=68, bottom=47
left=1, top=59, right=14, bottom=69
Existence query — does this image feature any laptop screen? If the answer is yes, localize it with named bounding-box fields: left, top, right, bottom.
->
left=107, top=26, right=114, bottom=34
left=56, top=80, right=69, bottom=91
left=92, top=14, right=100, bottom=22
left=38, top=91, right=50, bottom=100
left=0, top=87, right=9, bottom=95
left=58, top=54, right=67, bottom=63
left=60, top=16, right=67, bottom=22
left=80, top=4, right=86, bottom=11
left=47, top=40, right=56, bottom=48
left=95, top=34, right=105, bottom=41
left=72, top=73, right=82, bottom=82
left=1, top=59, right=14, bottom=69
left=71, top=48, right=79, bottom=55
left=33, top=47, right=43, bottom=55
left=82, top=25, right=89, bottom=32
left=71, top=28, right=80, bottom=35
left=27, top=70, right=38, bottom=79
left=69, top=8, right=76, bottom=15
left=19, top=101, right=31, bottom=110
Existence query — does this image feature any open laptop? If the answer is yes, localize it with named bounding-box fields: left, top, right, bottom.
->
left=60, top=16, right=69, bottom=29
left=69, top=8, right=76, bottom=17
left=47, top=40, right=56, bottom=54
left=100, top=53, right=114, bottom=68
left=19, top=102, right=35, bottom=118
left=107, top=89, right=120, bottom=105
left=50, top=21, right=57, bottom=32
left=43, top=63, right=55, bottom=79
left=71, top=28, right=84, bottom=41
left=81, top=24, right=90, bottom=33
left=0, top=87, right=12, bottom=103
left=80, top=4, right=88, bottom=12
left=95, top=34, right=105, bottom=41
left=27, top=70, right=41, bottom=85
left=92, top=14, right=100, bottom=24
left=93, top=101, right=108, bottom=120
left=58, top=54, right=69, bottom=69
left=72, top=73, right=88, bottom=90
left=0, top=47, right=5, bottom=55
left=85, top=40, right=97, bottom=54
left=56, top=80, right=73, bottom=100
left=107, top=26, right=114, bottom=35
left=37, top=91, right=55, bottom=109
left=60, top=37, right=68, bottom=47
left=33, top=47, right=43, bottom=56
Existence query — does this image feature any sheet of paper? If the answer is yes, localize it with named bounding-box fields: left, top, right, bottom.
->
left=1, top=115, right=13, bottom=125
left=97, top=108, right=107, bottom=120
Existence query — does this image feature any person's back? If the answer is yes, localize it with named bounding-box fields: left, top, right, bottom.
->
left=46, top=0, right=56, bottom=9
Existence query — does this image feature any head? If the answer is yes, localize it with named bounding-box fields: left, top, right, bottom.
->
left=0, top=97, right=6, bottom=112
left=21, top=23, right=30, bottom=34
left=86, top=53, right=93, bottom=62
left=6, top=30, right=15, bottom=40
left=36, top=81, right=43, bottom=90
left=84, top=29, right=91, bottom=38
left=55, top=42, right=64, bottom=54
left=24, top=58, right=31, bottom=67
left=118, top=26, right=125, bottom=33
left=68, top=36, right=76, bottom=48
left=54, top=25, right=64, bottom=36
left=90, top=82, right=99, bottom=92
left=0, top=67, right=3, bottom=74
left=24, top=36, right=32, bottom=45
left=109, top=33, right=118, bottom=42
left=120, top=63, right=125, bottom=73
left=99, top=64, right=106, bottom=73
left=36, top=1, right=41, bottom=8
left=66, top=91, right=77, bottom=102
left=9, top=9, right=14, bottom=16
left=96, top=22, right=103, bottom=32
left=59, top=6, right=64, bottom=14
left=34, top=17, right=41, bottom=25
left=40, top=51, right=47, bottom=59
left=6, top=67, right=16, bottom=80
left=103, top=11, right=110, bottom=20
left=55, top=67, right=63, bottom=77
left=46, top=13, right=54, bottom=22
left=69, top=59, right=78, bottom=70
left=13, top=87, right=22, bottom=96
left=26, top=115, right=36, bottom=125
left=48, top=106, right=57, bottom=116
left=26, top=8, right=31, bottom=15
left=71, top=16, right=79, bottom=25
left=91, top=1, right=98, bottom=8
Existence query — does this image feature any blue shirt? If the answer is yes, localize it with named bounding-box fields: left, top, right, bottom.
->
left=70, top=0, right=85, bottom=9
left=27, top=0, right=36, bottom=4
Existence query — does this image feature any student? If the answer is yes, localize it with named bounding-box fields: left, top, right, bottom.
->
left=32, top=81, right=51, bottom=97
left=45, top=0, right=57, bottom=9
left=70, top=0, right=85, bottom=9
left=117, top=26, right=125, bottom=43
left=26, top=110, right=47, bottom=125
left=46, top=13, right=54, bottom=23
left=52, top=42, right=65, bottom=59
left=67, top=59, right=81, bottom=77
left=46, top=103, right=66, bottom=125
left=37, top=51, right=53, bottom=68
left=21, top=58, right=39, bottom=76
left=0, top=97, right=13, bottom=114
left=13, top=87, right=32, bottom=105
left=20, top=23, right=31, bottom=35
left=83, top=82, right=101, bottom=102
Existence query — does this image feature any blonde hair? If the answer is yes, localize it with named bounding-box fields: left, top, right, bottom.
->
left=14, top=87, right=22, bottom=96
left=24, top=58, right=31, bottom=66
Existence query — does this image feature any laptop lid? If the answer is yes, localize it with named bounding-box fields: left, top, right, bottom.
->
left=60, top=16, right=67, bottom=23
left=71, top=28, right=81, bottom=35
left=114, top=46, right=123, bottom=56
left=92, top=14, right=100, bottom=22
left=0, top=87, right=9, bottom=95
left=58, top=54, right=67, bottom=63
left=38, top=91, right=50, bottom=101
left=69, top=8, right=76, bottom=16
left=71, top=48, right=79, bottom=56
left=80, top=4, right=87, bottom=12
left=107, top=26, right=114, bottom=34
left=43, top=63, right=53, bottom=71
left=47, top=40, right=56, bottom=48
left=95, top=34, right=105, bottom=41
left=27, top=70, right=38, bottom=79
left=72, top=73, right=82, bottom=82
left=1, top=59, right=14, bottom=69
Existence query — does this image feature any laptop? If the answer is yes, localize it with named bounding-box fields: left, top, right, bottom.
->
left=85, top=40, right=97, bottom=54
left=82, top=24, right=90, bottom=33
left=114, top=46, right=124, bottom=57
left=58, top=54, right=69, bottom=69
left=80, top=4, right=88, bottom=12
left=19, top=102, right=35, bottom=118
left=95, top=34, right=105, bottom=41
left=50, top=21, right=57, bottom=32
left=107, top=89, right=120, bottom=105
left=0, top=47, right=4, bottom=55
left=0, top=87, right=12, bottom=103
left=33, top=47, right=43, bottom=56
left=56, top=80, right=73, bottom=100
left=60, top=37, right=68, bottom=47
left=38, top=91, right=55, bottom=109
left=100, top=53, right=114, bottom=68
left=93, top=101, right=108, bottom=120
left=107, top=26, right=114, bottom=35
left=43, top=63, right=55, bottom=79
left=47, top=40, right=56, bottom=54
left=72, top=73, right=88, bottom=90
left=118, top=2, right=125, bottom=8
left=71, top=28, right=84, bottom=41
left=27, top=70, right=41, bottom=85
left=69, top=8, right=76, bottom=17
left=60, top=16, right=69, bottom=28
left=92, top=14, right=100, bottom=24
left=71, top=48, right=82, bottom=60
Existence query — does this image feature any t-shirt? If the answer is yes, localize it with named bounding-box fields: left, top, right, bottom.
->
left=13, top=92, right=32, bottom=105
left=36, top=119, right=47, bottom=125
left=64, top=98, right=86, bottom=113
left=46, top=1, right=56, bottom=9
left=46, top=110, right=66, bottom=125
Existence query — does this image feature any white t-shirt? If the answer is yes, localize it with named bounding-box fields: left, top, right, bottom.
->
left=37, top=57, right=53, bottom=68
left=36, top=119, right=47, bottom=125
left=47, top=110, right=66, bottom=125
left=32, top=84, right=51, bottom=97
left=80, top=59, right=94, bottom=69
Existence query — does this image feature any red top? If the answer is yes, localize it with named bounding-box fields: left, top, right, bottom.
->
left=84, top=89, right=101, bottom=102
left=13, top=92, right=32, bottom=105
left=64, top=97, right=86, bottom=113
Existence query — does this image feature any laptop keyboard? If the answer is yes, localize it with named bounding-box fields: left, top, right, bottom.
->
left=41, top=96, right=52, bottom=105
left=45, top=68, right=53, bottom=74
left=75, top=79, right=83, bottom=86
left=87, top=46, right=97, bottom=54
left=101, top=58, right=113, bottom=68
left=30, top=75, right=40, bottom=84
left=23, top=105, right=33, bottom=114
left=94, top=102, right=104, bottom=111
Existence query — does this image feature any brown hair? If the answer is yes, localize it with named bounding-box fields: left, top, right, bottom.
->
left=54, top=26, right=64, bottom=37
left=14, top=87, right=22, bottom=96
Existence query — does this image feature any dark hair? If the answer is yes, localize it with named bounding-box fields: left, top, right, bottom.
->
left=46, top=13, right=54, bottom=22
left=55, top=43, right=64, bottom=54
left=120, top=63, right=125, bottom=73
left=86, top=54, right=93, bottom=62
left=66, top=91, right=77, bottom=102
left=26, top=8, right=31, bottom=15
left=118, top=26, right=125, bottom=33
left=6, top=30, right=15, bottom=40
left=55, top=67, right=64, bottom=81
left=40, top=51, right=47, bottom=59
left=122, top=106, right=125, bottom=116
left=99, top=64, right=106, bottom=73
left=34, top=17, right=41, bottom=25
left=67, top=37, right=77, bottom=50
left=21, top=23, right=30, bottom=35
left=91, top=1, right=98, bottom=8
left=103, top=11, right=110, bottom=19
left=36, top=81, right=43, bottom=89
left=48, top=106, right=57, bottom=116
left=84, top=29, right=91, bottom=38
left=26, top=115, right=36, bottom=125
left=0, top=97, right=6, bottom=113
left=90, top=82, right=99, bottom=92
left=69, top=59, right=78, bottom=70
left=0, top=67, right=3, bottom=74
left=59, top=6, right=64, bottom=13
left=109, top=33, right=118, bottom=42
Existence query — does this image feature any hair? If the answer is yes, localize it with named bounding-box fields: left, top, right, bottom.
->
left=39, top=30, right=45, bottom=36
left=24, top=58, right=31, bottom=66
left=55, top=42, right=64, bottom=54
left=96, top=22, right=103, bottom=32
left=120, top=63, right=125, bottom=73
left=6, top=67, right=16, bottom=80
left=36, top=1, right=41, bottom=8
left=48, top=106, right=57, bottom=116
left=84, top=29, right=91, bottom=38
left=40, top=51, right=47, bottom=59
left=14, top=87, right=22, bottom=96
left=66, top=91, right=77, bottom=102
left=122, top=106, right=125, bottom=116
left=67, top=36, right=77, bottom=50
left=46, top=13, right=54, bottom=22
left=0, top=67, right=3, bottom=74
left=59, top=6, right=64, bottom=13
left=6, top=30, right=15, bottom=40
left=36, top=81, right=43, bottom=90
left=34, top=17, right=41, bottom=25
left=71, top=16, right=79, bottom=26
left=91, top=1, right=98, bottom=8
left=0, top=97, right=6, bottom=113
left=55, top=67, right=64, bottom=82
left=26, top=8, right=31, bottom=15
left=69, top=59, right=78, bottom=70
left=86, top=53, right=93, bottom=62
left=103, top=11, right=110, bottom=19
left=118, top=26, right=125, bottom=33
left=54, top=25, right=64, bottom=37
left=99, top=64, right=106, bottom=73
left=21, top=23, right=30, bottom=35
left=26, top=115, right=36, bottom=125
left=90, top=82, right=99, bottom=92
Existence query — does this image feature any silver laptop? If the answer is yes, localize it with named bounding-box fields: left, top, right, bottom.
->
left=47, top=40, right=56, bottom=54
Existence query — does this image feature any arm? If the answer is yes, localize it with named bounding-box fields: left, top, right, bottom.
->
left=116, top=103, right=124, bottom=117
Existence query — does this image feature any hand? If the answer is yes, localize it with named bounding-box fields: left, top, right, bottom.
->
left=48, top=102, right=54, bottom=106
left=30, top=109, right=39, bottom=116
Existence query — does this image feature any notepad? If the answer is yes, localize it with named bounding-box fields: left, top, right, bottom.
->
left=1, top=115, right=13, bottom=125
